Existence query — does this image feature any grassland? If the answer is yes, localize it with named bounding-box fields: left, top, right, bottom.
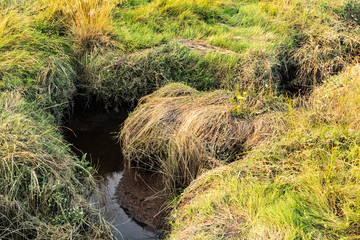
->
left=1, top=0, right=360, bottom=239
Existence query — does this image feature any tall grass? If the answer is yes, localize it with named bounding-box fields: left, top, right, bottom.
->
left=0, top=91, right=114, bottom=239
left=0, top=6, right=76, bottom=121
left=39, top=0, right=121, bottom=51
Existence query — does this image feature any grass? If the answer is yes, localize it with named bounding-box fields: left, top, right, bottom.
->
left=0, top=4, right=76, bottom=120
left=71, top=0, right=360, bottom=111
left=78, top=43, right=245, bottom=109
left=0, top=0, right=120, bottom=238
left=38, top=0, right=122, bottom=52
left=120, top=83, right=284, bottom=194
left=168, top=64, right=360, bottom=239
left=0, top=91, right=114, bottom=239
left=114, top=0, right=360, bottom=90
left=2, top=0, right=360, bottom=238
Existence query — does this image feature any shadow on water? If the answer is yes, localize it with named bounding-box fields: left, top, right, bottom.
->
left=64, top=107, right=166, bottom=240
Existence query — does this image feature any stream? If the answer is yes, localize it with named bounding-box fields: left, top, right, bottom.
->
left=65, top=108, right=167, bottom=240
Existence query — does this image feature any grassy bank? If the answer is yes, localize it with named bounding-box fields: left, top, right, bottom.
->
left=115, top=0, right=360, bottom=89
left=0, top=91, right=113, bottom=239
left=168, top=65, right=360, bottom=239
left=78, top=0, right=360, bottom=111
left=0, top=0, right=118, bottom=239
left=120, top=83, right=284, bottom=193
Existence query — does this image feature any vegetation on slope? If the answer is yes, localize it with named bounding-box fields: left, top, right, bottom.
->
left=169, top=65, right=360, bottom=239
left=115, top=0, right=360, bottom=89
left=0, top=4, right=76, bottom=120
left=0, top=91, right=113, bottom=239
left=79, top=0, right=360, bottom=110
left=0, top=0, right=118, bottom=239
left=121, top=83, right=283, bottom=193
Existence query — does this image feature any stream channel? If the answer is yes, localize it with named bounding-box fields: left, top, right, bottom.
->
left=65, top=106, right=167, bottom=240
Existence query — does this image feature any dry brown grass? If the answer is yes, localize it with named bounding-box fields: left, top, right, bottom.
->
left=120, top=83, right=279, bottom=193
left=291, top=22, right=360, bottom=87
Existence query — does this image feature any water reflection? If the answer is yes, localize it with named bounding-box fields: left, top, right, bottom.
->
left=65, top=109, right=158, bottom=240
left=96, top=172, right=157, bottom=240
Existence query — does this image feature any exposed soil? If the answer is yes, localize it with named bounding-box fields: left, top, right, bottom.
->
left=116, top=169, right=170, bottom=235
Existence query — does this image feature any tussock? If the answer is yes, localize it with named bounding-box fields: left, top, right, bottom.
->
left=120, top=83, right=277, bottom=193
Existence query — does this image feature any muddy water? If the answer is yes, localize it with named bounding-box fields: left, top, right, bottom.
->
left=65, top=109, right=167, bottom=239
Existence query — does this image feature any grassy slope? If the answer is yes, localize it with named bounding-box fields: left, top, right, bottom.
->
left=115, top=0, right=359, bottom=87
left=0, top=92, right=112, bottom=239
left=0, top=0, right=117, bottom=239
left=114, top=0, right=360, bottom=239
left=169, top=65, right=360, bottom=239
left=80, top=0, right=359, bottom=110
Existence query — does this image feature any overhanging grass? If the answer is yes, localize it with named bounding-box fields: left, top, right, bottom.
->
left=78, top=43, right=247, bottom=109
left=120, top=83, right=284, bottom=194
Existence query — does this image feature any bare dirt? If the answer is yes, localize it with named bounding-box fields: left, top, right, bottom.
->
left=116, top=169, right=170, bottom=236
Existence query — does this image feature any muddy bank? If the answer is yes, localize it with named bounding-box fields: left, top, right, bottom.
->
left=64, top=107, right=168, bottom=239
left=116, top=169, right=170, bottom=234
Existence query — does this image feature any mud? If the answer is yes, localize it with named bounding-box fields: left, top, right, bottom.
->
left=116, top=169, right=170, bottom=234
left=64, top=107, right=168, bottom=239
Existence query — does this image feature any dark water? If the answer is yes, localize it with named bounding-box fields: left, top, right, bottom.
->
left=65, top=110, right=159, bottom=240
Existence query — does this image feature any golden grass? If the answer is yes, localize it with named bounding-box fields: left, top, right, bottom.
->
left=120, top=83, right=280, bottom=193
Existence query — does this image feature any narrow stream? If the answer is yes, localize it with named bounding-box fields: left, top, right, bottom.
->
left=65, top=108, right=165, bottom=240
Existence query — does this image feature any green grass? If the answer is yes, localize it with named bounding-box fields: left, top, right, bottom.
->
left=73, top=0, right=360, bottom=111
left=112, top=0, right=359, bottom=90
left=0, top=5, right=75, bottom=120
left=78, top=43, right=246, bottom=109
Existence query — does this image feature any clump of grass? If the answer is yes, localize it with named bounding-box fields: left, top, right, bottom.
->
left=120, top=83, right=281, bottom=194
left=344, top=0, right=360, bottom=25
left=78, top=43, right=243, bottom=110
left=39, top=0, right=121, bottom=51
left=0, top=91, right=114, bottom=239
left=169, top=64, right=360, bottom=239
left=0, top=6, right=76, bottom=121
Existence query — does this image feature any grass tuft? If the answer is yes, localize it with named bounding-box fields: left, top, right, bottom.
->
left=120, top=83, right=282, bottom=194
